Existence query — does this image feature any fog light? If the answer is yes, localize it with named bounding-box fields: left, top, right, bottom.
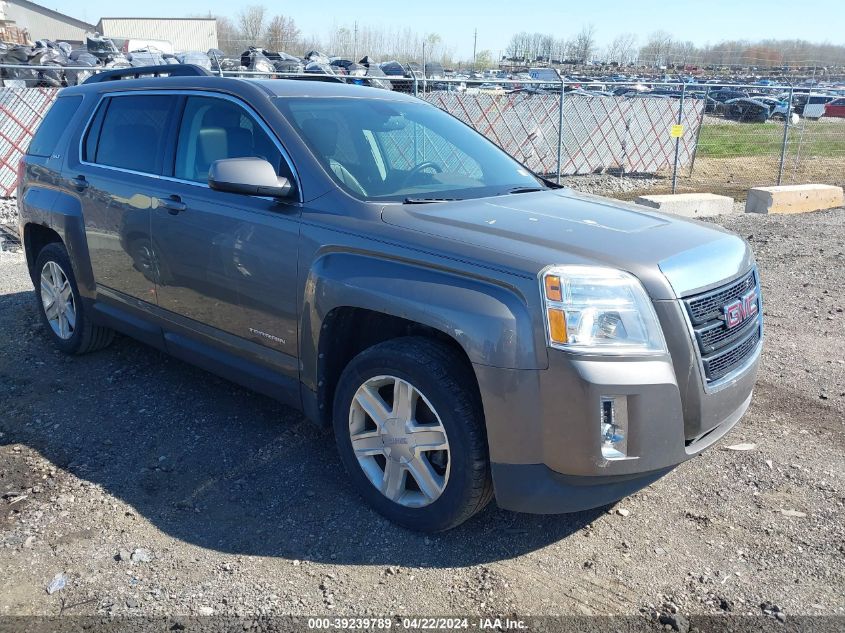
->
left=600, top=396, right=629, bottom=460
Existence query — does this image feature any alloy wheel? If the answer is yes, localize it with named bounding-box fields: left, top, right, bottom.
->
left=40, top=260, right=76, bottom=340
left=348, top=375, right=450, bottom=507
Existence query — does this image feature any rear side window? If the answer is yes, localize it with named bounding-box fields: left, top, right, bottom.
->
left=28, top=96, right=82, bottom=157
left=85, top=94, right=178, bottom=175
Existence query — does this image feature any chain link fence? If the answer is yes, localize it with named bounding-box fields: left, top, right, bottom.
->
left=0, top=86, right=57, bottom=195
left=0, top=69, right=843, bottom=201
left=422, top=88, right=703, bottom=177
left=673, top=90, right=845, bottom=201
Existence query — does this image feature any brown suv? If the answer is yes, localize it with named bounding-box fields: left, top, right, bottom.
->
left=18, top=65, right=762, bottom=531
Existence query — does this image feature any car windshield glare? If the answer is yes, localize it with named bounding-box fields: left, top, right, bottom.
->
left=274, top=97, right=546, bottom=202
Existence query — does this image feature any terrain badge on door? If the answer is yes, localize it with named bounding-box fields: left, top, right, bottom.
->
left=248, top=327, right=286, bottom=345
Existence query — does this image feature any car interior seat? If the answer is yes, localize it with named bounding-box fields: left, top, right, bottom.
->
left=298, top=118, right=366, bottom=195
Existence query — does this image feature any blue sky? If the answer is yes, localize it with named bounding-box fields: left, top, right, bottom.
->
left=59, top=0, right=845, bottom=59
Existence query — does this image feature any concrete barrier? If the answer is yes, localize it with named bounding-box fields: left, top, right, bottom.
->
left=633, top=193, right=735, bottom=218
left=745, top=184, right=844, bottom=214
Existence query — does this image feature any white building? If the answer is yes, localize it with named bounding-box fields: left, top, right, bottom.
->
left=96, top=18, right=218, bottom=53
left=4, top=0, right=95, bottom=44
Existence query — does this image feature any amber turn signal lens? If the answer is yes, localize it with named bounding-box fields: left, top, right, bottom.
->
left=544, top=275, right=562, bottom=302
left=547, top=308, right=568, bottom=344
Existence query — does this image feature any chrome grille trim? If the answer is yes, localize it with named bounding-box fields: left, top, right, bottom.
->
left=703, top=326, right=761, bottom=381
left=683, top=268, right=762, bottom=385
left=696, top=312, right=759, bottom=355
left=686, top=270, right=757, bottom=325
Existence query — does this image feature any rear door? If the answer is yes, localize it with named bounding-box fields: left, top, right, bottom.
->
left=73, top=93, right=181, bottom=304
left=149, top=92, right=301, bottom=369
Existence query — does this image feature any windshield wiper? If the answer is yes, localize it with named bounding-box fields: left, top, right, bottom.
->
left=403, top=197, right=464, bottom=204
left=503, top=186, right=545, bottom=195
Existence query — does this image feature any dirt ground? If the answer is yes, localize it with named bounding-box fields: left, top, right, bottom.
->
left=602, top=155, right=845, bottom=204
left=0, top=208, right=843, bottom=627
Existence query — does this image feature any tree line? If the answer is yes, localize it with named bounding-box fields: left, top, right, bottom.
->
left=210, top=7, right=458, bottom=65
left=206, top=6, right=845, bottom=70
left=508, top=29, right=845, bottom=69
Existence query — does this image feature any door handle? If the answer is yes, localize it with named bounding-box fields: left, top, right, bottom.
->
left=71, top=175, right=88, bottom=191
left=158, top=195, right=187, bottom=215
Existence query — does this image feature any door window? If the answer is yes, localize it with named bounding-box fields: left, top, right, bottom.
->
left=174, top=96, right=290, bottom=184
left=85, top=94, right=178, bottom=175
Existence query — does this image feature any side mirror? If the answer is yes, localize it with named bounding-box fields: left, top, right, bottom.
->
left=208, top=157, right=294, bottom=199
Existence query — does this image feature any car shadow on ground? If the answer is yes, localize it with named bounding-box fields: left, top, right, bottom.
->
left=0, top=289, right=603, bottom=568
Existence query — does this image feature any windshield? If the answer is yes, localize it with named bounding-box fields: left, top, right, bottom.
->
left=274, top=97, right=546, bottom=202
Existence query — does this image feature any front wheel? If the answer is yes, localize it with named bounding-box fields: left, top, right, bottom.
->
left=332, top=337, right=493, bottom=532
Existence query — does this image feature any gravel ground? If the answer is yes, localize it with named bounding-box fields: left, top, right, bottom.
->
left=559, top=173, right=668, bottom=197
left=0, top=197, right=17, bottom=226
left=0, top=204, right=843, bottom=626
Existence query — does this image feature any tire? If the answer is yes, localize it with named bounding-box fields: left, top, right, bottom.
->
left=34, top=242, right=114, bottom=355
left=332, top=337, right=493, bottom=532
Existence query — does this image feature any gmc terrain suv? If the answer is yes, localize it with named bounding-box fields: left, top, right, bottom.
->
left=18, top=66, right=762, bottom=532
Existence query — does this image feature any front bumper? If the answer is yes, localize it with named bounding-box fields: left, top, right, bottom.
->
left=475, top=341, right=758, bottom=514
left=491, top=464, right=674, bottom=514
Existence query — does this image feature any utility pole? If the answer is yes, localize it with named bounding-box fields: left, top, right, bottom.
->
left=353, top=21, right=358, bottom=62
left=422, top=40, right=426, bottom=94
left=473, top=28, right=477, bottom=70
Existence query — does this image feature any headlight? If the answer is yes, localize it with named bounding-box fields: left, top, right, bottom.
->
left=254, top=60, right=274, bottom=74
left=540, top=265, right=667, bottom=355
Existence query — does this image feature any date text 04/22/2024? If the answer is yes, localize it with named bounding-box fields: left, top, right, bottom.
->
left=306, top=617, right=528, bottom=630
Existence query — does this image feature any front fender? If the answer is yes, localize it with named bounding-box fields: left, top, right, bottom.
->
left=300, top=251, right=547, bottom=392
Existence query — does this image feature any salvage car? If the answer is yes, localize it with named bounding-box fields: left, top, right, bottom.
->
left=752, top=96, right=790, bottom=120
left=723, top=98, right=771, bottom=123
left=799, top=93, right=838, bottom=120
left=824, top=98, right=845, bottom=118
left=18, top=66, right=762, bottom=531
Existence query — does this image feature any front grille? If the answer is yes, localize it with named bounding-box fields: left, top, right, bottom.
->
left=683, top=269, right=762, bottom=383
left=697, top=314, right=758, bottom=354
left=686, top=270, right=757, bottom=325
left=702, top=327, right=761, bottom=381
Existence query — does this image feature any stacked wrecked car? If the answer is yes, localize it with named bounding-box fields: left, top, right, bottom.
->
left=0, top=36, right=401, bottom=90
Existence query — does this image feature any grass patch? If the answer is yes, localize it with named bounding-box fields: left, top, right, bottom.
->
left=697, top=123, right=845, bottom=159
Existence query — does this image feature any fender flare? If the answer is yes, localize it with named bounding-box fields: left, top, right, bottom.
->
left=22, top=187, right=96, bottom=299
left=300, top=251, right=547, bottom=394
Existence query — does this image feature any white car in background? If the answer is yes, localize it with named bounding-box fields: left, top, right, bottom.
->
left=477, top=83, right=506, bottom=95
left=801, top=94, right=838, bottom=120
left=110, top=37, right=174, bottom=55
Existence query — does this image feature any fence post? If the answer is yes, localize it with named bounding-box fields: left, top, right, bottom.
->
left=672, top=82, right=686, bottom=194
left=688, top=85, right=709, bottom=176
left=777, top=85, right=794, bottom=186
left=413, top=74, right=418, bottom=98
left=556, top=78, right=565, bottom=184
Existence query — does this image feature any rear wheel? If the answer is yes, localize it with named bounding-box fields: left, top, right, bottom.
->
left=34, top=243, right=114, bottom=355
left=332, top=337, right=493, bottom=532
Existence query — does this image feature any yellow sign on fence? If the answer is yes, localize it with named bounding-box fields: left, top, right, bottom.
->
left=670, top=124, right=685, bottom=138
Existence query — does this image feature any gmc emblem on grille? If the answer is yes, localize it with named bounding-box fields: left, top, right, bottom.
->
left=723, top=289, right=759, bottom=328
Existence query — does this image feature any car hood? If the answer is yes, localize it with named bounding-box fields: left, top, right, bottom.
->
left=381, top=188, right=753, bottom=300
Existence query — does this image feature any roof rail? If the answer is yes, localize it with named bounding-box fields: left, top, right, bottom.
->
left=82, top=64, right=213, bottom=85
